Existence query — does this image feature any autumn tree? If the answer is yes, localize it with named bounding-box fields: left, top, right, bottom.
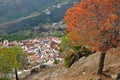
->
left=0, top=46, right=28, bottom=80
left=64, top=0, right=120, bottom=75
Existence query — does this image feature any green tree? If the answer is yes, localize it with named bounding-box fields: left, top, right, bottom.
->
left=0, top=46, right=28, bottom=80
left=60, top=34, right=73, bottom=52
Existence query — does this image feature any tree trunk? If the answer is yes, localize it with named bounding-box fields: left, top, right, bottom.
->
left=15, top=68, right=19, bottom=80
left=97, top=52, right=106, bottom=76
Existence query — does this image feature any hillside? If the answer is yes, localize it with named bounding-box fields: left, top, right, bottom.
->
left=0, top=0, right=79, bottom=35
left=0, top=0, right=68, bottom=23
left=22, top=48, right=120, bottom=80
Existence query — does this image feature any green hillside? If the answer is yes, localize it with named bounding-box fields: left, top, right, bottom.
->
left=0, top=0, right=68, bottom=23
left=0, top=0, right=79, bottom=41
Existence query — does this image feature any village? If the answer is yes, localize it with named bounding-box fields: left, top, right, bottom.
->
left=0, top=36, right=63, bottom=77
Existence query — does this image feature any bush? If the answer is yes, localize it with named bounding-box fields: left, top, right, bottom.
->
left=73, top=46, right=91, bottom=57
left=64, top=46, right=91, bottom=68
left=54, top=59, right=59, bottom=65
left=81, top=47, right=91, bottom=57
left=64, top=49, right=79, bottom=67
left=64, top=55, right=71, bottom=67
left=60, top=35, right=92, bottom=68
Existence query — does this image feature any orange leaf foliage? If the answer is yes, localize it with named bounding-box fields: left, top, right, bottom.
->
left=64, top=0, right=120, bottom=52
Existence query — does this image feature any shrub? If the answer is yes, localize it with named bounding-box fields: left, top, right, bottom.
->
left=73, top=46, right=91, bottom=57
left=64, top=46, right=91, bottom=68
left=64, top=49, right=79, bottom=67
left=54, top=59, right=59, bottom=65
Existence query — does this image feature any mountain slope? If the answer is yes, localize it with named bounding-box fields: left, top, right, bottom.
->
left=22, top=48, right=120, bottom=80
left=0, top=0, right=79, bottom=35
left=0, top=0, right=68, bottom=23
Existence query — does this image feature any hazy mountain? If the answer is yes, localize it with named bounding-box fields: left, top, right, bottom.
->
left=0, top=0, right=79, bottom=37
left=0, top=0, right=68, bottom=23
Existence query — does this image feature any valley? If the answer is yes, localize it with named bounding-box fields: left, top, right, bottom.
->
left=0, top=0, right=79, bottom=36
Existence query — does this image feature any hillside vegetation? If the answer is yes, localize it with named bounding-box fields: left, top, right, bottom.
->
left=0, top=0, right=79, bottom=39
left=0, top=0, right=68, bottom=23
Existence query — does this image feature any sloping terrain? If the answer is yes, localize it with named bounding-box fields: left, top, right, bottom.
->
left=0, top=0, right=67, bottom=23
left=0, top=0, right=79, bottom=34
left=22, top=48, right=120, bottom=80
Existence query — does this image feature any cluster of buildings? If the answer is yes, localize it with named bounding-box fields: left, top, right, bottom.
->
left=0, top=36, right=62, bottom=68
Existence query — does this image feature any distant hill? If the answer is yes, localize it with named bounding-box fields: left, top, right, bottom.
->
left=0, top=0, right=79, bottom=35
left=0, top=0, right=68, bottom=23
